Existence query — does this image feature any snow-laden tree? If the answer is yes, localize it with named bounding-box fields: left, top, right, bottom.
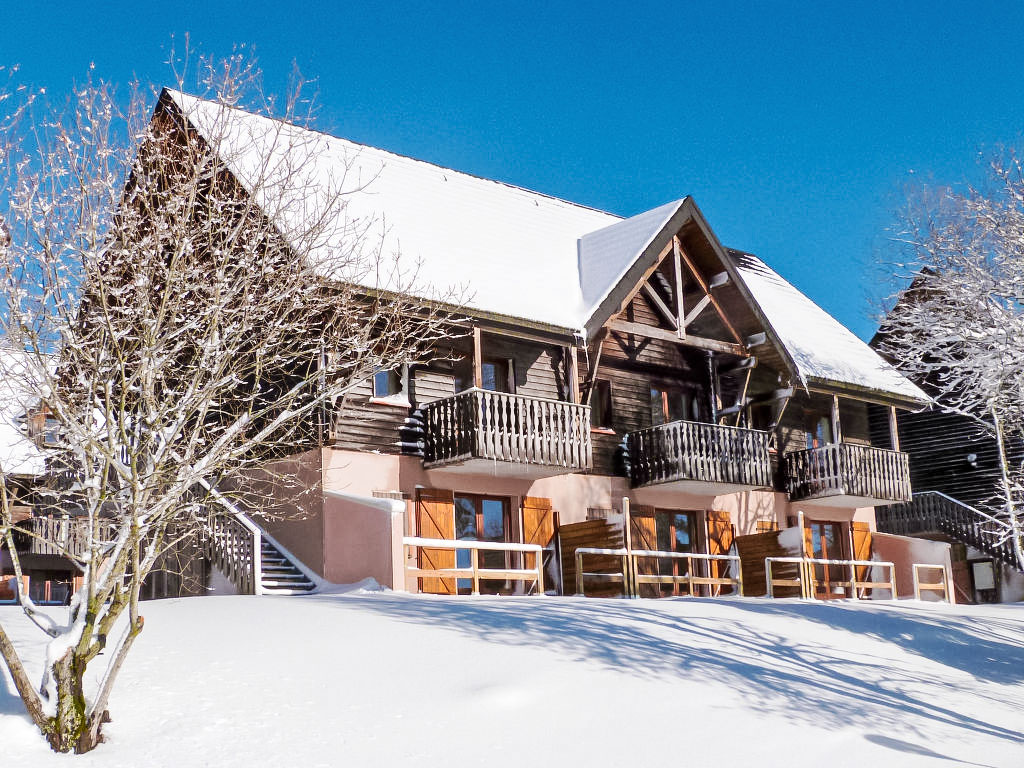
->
left=0, top=51, right=460, bottom=752
left=879, top=156, right=1024, bottom=570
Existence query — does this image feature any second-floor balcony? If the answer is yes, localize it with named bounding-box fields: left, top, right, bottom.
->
left=626, top=419, right=772, bottom=494
left=785, top=443, right=911, bottom=507
left=13, top=515, right=116, bottom=558
left=421, top=388, right=592, bottom=477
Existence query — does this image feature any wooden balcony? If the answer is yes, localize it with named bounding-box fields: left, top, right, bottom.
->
left=14, top=515, right=116, bottom=558
left=421, top=388, right=592, bottom=476
left=626, top=419, right=772, bottom=494
left=785, top=443, right=911, bottom=507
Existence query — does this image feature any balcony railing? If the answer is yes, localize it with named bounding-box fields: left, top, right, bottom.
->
left=421, top=388, right=592, bottom=472
left=626, top=419, right=772, bottom=489
left=16, top=515, right=116, bottom=558
left=785, top=443, right=911, bottom=504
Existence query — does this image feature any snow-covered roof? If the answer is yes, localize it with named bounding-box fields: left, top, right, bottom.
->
left=732, top=252, right=929, bottom=404
left=0, top=347, right=45, bottom=476
left=578, top=198, right=685, bottom=318
left=165, top=90, right=926, bottom=405
left=166, top=90, right=620, bottom=330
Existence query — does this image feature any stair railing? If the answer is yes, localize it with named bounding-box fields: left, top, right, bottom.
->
left=198, top=480, right=264, bottom=596
left=877, top=491, right=1020, bottom=570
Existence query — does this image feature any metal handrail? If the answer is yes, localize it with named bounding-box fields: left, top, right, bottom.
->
left=765, top=556, right=897, bottom=600
left=403, top=536, right=545, bottom=595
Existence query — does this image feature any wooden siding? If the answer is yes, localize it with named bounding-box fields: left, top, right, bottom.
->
left=329, top=333, right=572, bottom=455
left=330, top=377, right=407, bottom=454
left=411, top=367, right=456, bottom=405
left=869, top=404, right=1024, bottom=510
left=558, top=518, right=624, bottom=597
left=735, top=530, right=796, bottom=597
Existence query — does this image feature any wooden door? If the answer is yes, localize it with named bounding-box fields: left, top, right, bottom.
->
left=706, top=510, right=736, bottom=595
left=416, top=489, right=456, bottom=594
left=630, top=505, right=658, bottom=597
left=522, top=496, right=554, bottom=573
left=851, top=521, right=871, bottom=596
left=807, top=520, right=846, bottom=599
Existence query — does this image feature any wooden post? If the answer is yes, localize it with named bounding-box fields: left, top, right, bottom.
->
left=831, top=394, right=842, bottom=444
left=673, top=236, right=686, bottom=339
left=888, top=405, right=901, bottom=452
left=622, top=497, right=635, bottom=599
left=797, top=509, right=809, bottom=600
left=471, top=547, right=480, bottom=595
left=568, top=345, right=580, bottom=404
left=472, top=326, right=483, bottom=390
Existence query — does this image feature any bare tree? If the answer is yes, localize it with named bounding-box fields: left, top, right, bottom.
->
left=878, top=155, right=1024, bottom=569
left=0, top=49, right=459, bottom=752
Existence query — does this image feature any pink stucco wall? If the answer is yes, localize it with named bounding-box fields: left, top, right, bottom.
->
left=322, top=491, right=405, bottom=589
left=872, top=532, right=954, bottom=602
left=273, top=447, right=891, bottom=590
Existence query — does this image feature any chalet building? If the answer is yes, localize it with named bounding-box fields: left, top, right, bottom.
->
left=868, top=326, right=1024, bottom=603
left=114, top=91, right=952, bottom=601
left=0, top=347, right=82, bottom=605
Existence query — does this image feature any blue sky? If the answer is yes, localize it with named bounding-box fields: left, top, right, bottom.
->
left=4, top=2, right=1024, bottom=339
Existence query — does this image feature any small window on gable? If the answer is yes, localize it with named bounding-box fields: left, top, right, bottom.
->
left=591, top=379, right=613, bottom=430
left=372, top=366, right=408, bottom=403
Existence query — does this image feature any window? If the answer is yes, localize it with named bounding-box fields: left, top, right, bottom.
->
left=454, top=358, right=514, bottom=393
left=371, top=366, right=408, bottom=404
left=649, top=385, right=693, bottom=426
left=654, top=510, right=697, bottom=596
left=806, top=415, right=833, bottom=450
left=591, top=379, right=613, bottom=430
left=453, top=494, right=513, bottom=595
left=481, top=358, right=513, bottom=393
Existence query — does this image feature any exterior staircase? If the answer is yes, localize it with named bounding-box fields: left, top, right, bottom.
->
left=259, top=539, right=316, bottom=593
left=876, top=491, right=1022, bottom=571
left=199, top=479, right=321, bottom=596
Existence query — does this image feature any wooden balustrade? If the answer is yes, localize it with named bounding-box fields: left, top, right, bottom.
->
left=203, top=512, right=259, bottom=595
left=626, top=419, right=771, bottom=489
left=421, top=388, right=592, bottom=471
left=785, top=443, right=911, bottom=503
left=877, top=491, right=1017, bottom=568
left=20, top=516, right=116, bottom=558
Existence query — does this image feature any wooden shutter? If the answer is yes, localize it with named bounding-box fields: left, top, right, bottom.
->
left=522, top=496, right=554, bottom=571
left=852, top=521, right=871, bottom=585
left=416, top=489, right=456, bottom=595
left=630, top=505, right=658, bottom=597
left=706, top=510, right=736, bottom=593
left=802, top=523, right=814, bottom=559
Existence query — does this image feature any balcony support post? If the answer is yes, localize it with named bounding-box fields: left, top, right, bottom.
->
left=472, top=326, right=483, bottom=390
left=831, top=394, right=843, bottom=444
left=888, top=405, right=901, bottom=452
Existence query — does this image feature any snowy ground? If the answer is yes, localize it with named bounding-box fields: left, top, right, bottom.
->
left=2, top=590, right=1023, bottom=767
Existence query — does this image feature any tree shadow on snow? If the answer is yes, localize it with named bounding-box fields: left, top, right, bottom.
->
left=320, top=593, right=1024, bottom=755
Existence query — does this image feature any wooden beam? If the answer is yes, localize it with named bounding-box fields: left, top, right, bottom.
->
left=831, top=393, right=843, bottom=444
left=611, top=239, right=675, bottom=319
left=675, top=240, right=745, bottom=346
left=607, top=318, right=746, bottom=356
left=568, top=345, right=580, bottom=404
left=888, top=405, right=901, bottom=452
left=673, top=236, right=686, bottom=339
left=584, top=330, right=607, bottom=406
left=472, top=326, right=483, bottom=389
left=478, top=326, right=570, bottom=346
left=641, top=284, right=678, bottom=329
left=682, top=294, right=713, bottom=328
